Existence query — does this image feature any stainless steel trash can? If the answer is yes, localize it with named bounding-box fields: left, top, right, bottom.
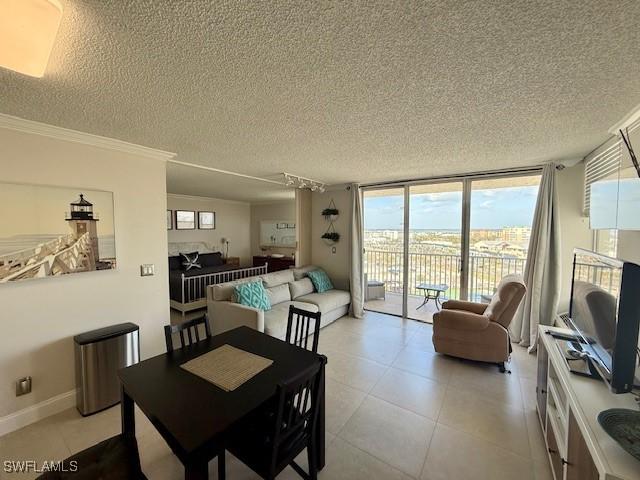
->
left=74, top=323, right=140, bottom=416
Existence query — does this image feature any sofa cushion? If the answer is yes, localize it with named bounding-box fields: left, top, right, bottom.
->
left=211, top=275, right=261, bottom=301
left=289, top=278, right=315, bottom=299
left=168, top=255, right=182, bottom=271
left=292, top=265, right=318, bottom=280
left=199, top=252, right=224, bottom=267
left=267, top=283, right=291, bottom=305
left=233, top=280, right=271, bottom=311
left=261, top=269, right=295, bottom=288
left=307, top=269, right=334, bottom=293
left=180, top=252, right=201, bottom=271
left=296, top=289, right=350, bottom=313
left=264, top=301, right=319, bottom=338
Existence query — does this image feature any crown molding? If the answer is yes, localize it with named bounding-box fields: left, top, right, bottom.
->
left=168, top=159, right=285, bottom=185
left=0, top=113, right=176, bottom=161
left=167, top=192, right=250, bottom=205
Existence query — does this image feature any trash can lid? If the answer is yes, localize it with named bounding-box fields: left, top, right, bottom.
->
left=74, top=322, right=139, bottom=345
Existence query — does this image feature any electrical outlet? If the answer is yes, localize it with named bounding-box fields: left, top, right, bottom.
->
left=16, top=376, right=32, bottom=396
left=140, top=264, right=155, bottom=276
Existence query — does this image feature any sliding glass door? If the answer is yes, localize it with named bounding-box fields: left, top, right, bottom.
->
left=363, top=188, right=405, bottom=317
left=407, top=182, right=463, bottom=321
left=468, top=175, right=540, bottom=301
left=362, top=172, right=541, bottom=323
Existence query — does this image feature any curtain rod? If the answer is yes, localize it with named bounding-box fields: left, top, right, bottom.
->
left=359, top=164, right=559, bottom=189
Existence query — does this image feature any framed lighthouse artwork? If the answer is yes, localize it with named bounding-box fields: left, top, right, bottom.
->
left=0, top=182, right=117, bottom=284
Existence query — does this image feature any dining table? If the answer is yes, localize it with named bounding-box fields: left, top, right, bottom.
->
left=118, top=326, right=326, bottom=479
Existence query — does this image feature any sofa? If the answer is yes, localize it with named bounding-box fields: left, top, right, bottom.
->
left=432, top=274, right=526, bottom=370
left=207, top=265, right=351, bottom=340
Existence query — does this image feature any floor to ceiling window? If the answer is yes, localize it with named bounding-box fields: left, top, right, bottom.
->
left=363, top=172, right=541, bottom=322
left=363, top=188, right=406, bottom=318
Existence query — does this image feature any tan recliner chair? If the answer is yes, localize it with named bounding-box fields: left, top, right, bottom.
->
left=432, top=274, right=526, bottom=372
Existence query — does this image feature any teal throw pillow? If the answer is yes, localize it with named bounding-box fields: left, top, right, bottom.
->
left=233, top=281, right=271, bottom=311
left=307, top=269, right=334, bottom=293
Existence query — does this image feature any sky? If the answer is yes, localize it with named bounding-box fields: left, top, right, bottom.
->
left=591, top=178, right=640, bottom=230
left=364, top=185, right=540, bottom=230
left=0, top=182, right=115, bottom=237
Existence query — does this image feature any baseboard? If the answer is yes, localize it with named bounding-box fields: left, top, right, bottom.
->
left=0, top=390, right=76, bottom=437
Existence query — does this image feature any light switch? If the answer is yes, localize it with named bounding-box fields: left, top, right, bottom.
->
left=140, top=264, right=155, bottom=276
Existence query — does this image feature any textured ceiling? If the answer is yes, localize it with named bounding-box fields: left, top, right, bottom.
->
left=166, top=162, right=295, bottom=203
left=1, top=0, right=640, bottom=192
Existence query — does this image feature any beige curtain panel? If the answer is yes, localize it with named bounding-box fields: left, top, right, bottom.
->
left=510, top=163, right=562, bottom=352
left=349, top=183, right=364, bottom=318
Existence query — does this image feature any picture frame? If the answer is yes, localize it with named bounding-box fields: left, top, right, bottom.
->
left=175, top=210, right=196, bottom=230
left=0, top=181, right=117, bottom=283
left=198, top=211, right=215, bottom=230
left=167, top=210, right=173, bottom=230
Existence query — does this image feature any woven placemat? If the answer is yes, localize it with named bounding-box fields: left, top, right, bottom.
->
left=180, top=344, right=273, bottom=392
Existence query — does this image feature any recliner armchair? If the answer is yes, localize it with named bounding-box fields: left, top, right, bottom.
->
left=432, top=274, right=526, bottom=372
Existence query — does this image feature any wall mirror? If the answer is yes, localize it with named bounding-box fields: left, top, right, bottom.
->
left=260, top=220, right=296, bottom=247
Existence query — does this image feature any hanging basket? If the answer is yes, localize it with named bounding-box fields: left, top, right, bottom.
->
left=321, top=232, right=340, bottom=245
left=322, top=200, right=339, bottom=221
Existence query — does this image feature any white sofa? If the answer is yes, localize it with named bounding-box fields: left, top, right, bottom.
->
left=207, top=266, right=351, bottom=339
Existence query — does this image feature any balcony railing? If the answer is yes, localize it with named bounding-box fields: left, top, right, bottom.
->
left=364, top=249, right=526, bottom=301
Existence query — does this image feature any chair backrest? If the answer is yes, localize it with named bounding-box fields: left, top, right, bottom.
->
left=484, top=274, right=526, bottom=328
left=270, top=356, right=326, bottom=476
left=286, top=306, right=322, bottom=353
left=164, top=316, right=212, bottom=352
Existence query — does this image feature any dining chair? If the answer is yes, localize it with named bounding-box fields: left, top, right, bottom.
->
left=163, top=315, right=212, bottom=352
left=220, top=355, right=327, bottom=480
left=36, top=434, right=147, bottom=479
left=286, top=306, right=322, bottom=353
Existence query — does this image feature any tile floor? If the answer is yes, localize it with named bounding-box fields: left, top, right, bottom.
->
left=364, top=292, right=440, bottom=323
left=0, top=312, right=552, bottom=480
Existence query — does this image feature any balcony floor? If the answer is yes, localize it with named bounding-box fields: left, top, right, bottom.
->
left=364, top=291, right=441, bottom=323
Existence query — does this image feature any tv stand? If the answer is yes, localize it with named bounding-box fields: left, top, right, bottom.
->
left=537, top=326, right=640, bottom=480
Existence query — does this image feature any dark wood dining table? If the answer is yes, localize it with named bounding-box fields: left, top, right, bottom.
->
left=118, top=326, right=326, bottom=479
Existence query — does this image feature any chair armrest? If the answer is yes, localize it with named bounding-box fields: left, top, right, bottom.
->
left=433, top=309, right=490, bottom=331
left=441, top=299, right=488, bottom=315
left=208, top=301, right=264, bottom=335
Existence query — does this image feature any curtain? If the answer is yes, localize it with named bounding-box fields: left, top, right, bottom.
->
left=510, top=163, right=562, bottom=352
left=349, top=183, right=364, bottom=318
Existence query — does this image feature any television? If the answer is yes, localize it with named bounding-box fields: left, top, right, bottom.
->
left=567, top=248, right=640, bottom=393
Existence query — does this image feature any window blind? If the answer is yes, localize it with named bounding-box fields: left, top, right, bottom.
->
left=583, top=117, right=640, bottom=216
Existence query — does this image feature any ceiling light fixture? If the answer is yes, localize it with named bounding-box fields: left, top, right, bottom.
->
left=282, top=173, right=326, bottom=193
left=0, top=0, right=63, bottom=78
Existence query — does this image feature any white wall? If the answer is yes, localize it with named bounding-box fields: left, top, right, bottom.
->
left=167, top=194, right=251, bottom=265
left=311, top=187, right=351, bottom=290
left=0, top=127, right=170, bottom=421
left=556, top=164, right=593, bottom=312
left=250, top=201, right=296, bottom=257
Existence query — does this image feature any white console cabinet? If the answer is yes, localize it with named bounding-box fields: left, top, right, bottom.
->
left=537, top=326, right=640, bottom=480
